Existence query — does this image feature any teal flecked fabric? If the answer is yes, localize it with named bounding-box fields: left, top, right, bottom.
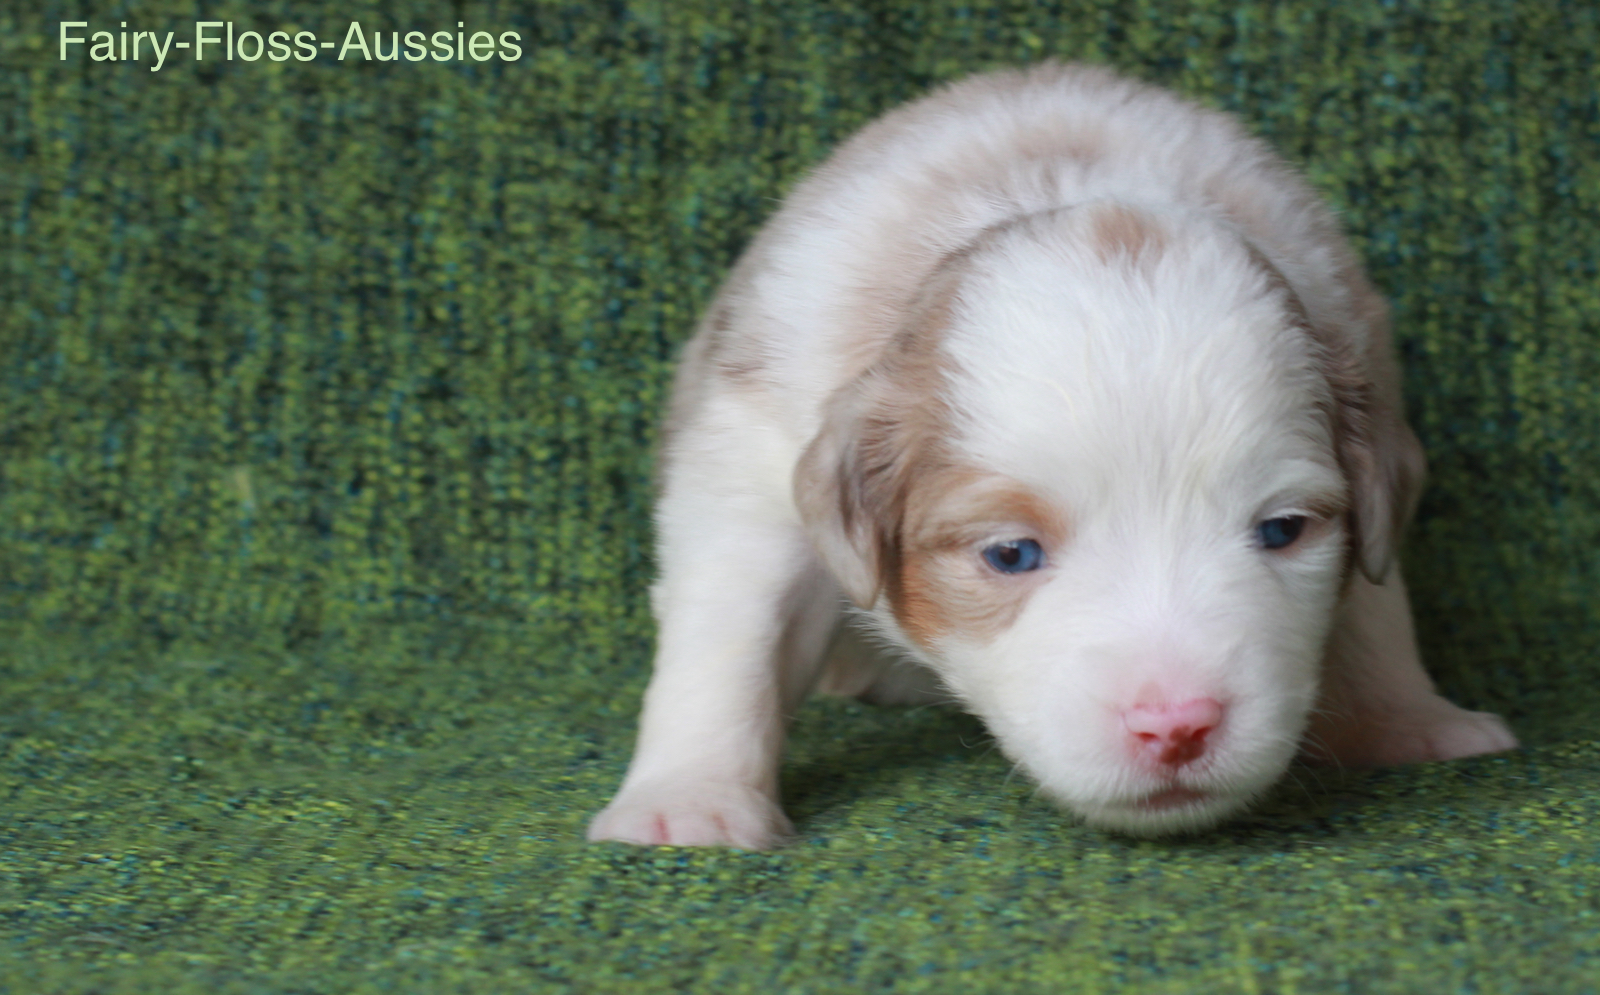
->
left=2, top=1, right=1599, bottom=991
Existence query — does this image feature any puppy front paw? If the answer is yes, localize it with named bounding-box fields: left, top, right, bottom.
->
left=1409, top=707, right=1519, bottom=763
left=587, top=782, right=794, bottom=850
left=1305, top=699, right=1519, bottom=768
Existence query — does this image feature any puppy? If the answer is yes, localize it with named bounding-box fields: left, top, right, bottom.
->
left=588, top=63, right=1518, bottom=849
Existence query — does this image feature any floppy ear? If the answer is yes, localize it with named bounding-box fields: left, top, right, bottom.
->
left=1339, top=394, right=1427, bottom=583
left=793, top=373, right=903, bottom=608
left=1328, top=289, right=1428, bottom=584
left=1243, top=239, right=1426, bottom=586
left=793, top=273, right=961, bottom=608
left=794, top=346, right=955, bottom=608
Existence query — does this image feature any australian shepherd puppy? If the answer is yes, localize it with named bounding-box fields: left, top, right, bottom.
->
left=589, top=63, right=1517, bottom=849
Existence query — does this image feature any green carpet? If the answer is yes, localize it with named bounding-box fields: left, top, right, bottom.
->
left=3, top=1, right=1598, bottom=991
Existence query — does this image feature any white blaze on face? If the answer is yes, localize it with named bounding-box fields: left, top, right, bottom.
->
left=889, top=206, right=1351, bottom=835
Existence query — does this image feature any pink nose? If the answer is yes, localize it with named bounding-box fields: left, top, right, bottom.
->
left=1123, top=698, right=1224, bottom=766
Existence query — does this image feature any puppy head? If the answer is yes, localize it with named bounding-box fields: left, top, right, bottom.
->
left=795, top=203, right=1419, bottom=835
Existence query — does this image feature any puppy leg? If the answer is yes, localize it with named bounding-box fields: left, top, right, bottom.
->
left=816, top=620, right=948, bottom=707
left=588, top=502, right=839, bottom=849
left=1303, top=566, right=1518, bottom=767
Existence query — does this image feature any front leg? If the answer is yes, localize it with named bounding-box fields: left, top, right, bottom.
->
left=588, top=495, right=840, bottom=850
left=1302, top=566, right=1518, bottom=767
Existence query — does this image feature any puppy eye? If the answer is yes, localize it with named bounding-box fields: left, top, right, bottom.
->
left=982, top=539, right=1044, bottom=574
left=1257, top=516, right=1307, bottom=551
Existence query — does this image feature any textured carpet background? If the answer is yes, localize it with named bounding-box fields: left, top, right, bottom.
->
left=2, top=1, right=1598, bottom=991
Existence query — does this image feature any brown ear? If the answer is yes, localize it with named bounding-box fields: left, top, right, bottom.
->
left=793, top=372, right=909, bottom=608
left=793, top=276, right=960, bottom=608
left=1339, top=393, right=1427, bottom=583
left=1328, top=287, right=1428, bottom=584
left=1241, top=239, right=1427, bottom=585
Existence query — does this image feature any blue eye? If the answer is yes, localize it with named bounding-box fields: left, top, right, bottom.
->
left=1257, top=516, right=1307, bottom=550
left=982, top=539, right=1044, bottom=574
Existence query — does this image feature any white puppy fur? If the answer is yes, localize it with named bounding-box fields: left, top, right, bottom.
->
left=588, top=63, right=1518, bottom=849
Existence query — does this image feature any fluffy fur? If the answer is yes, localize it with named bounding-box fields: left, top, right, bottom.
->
left=589, top=63, right=1517, bottom=850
